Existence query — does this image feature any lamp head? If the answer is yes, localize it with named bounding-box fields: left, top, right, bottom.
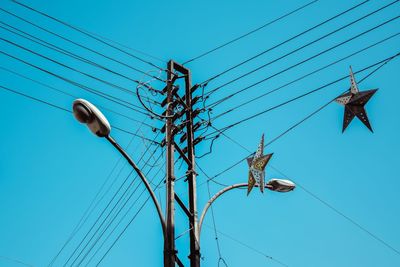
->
left=72, top=99, right=110, bottom=137
left=266, top=178, right=295, bottom=192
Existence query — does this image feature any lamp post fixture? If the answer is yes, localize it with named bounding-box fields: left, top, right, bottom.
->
left=72, top=98, right=296, bottom=267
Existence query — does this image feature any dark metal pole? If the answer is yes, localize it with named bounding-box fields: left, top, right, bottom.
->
left=183, top=67, right=201, bottom=267
left=164, top=60, right=176, bottom=267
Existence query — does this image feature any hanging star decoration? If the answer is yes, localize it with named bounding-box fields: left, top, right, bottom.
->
left=335, top=66, right=378, bottom=132
left=246, top=134, right=273, bottom=195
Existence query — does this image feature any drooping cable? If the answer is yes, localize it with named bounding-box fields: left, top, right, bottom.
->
left=206, top=181, right=229, bottom=267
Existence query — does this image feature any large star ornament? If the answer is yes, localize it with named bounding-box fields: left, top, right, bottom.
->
left=246, top=134, right=273, bottom=195
left=335, top=66, right=378, bottom=133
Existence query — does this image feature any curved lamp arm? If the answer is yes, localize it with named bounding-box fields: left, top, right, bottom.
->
left=198, top=183, right=249, bottom=238
left=106, top=135, right=166, bottom=235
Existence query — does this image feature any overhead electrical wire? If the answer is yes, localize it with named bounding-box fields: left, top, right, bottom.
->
left=205, top=0, right=399, bottom=97
left=10, top=0, right=165, bottom=70
left=0, top=21, right=162, bottom=103
left=0, top=36, right=160, bottom=109
left=0, top=84, right=160, bottom=144
left=0, top=50, right=155, bottom=118
left=74, top=152, right=165, bottom=266
left=199, top=0, right=371, bottom=86
left=201, top=53, right=400, bottom=140
left=0, top=255, right=35, bottom=267
left=63, top=135, right=162, bottom=267
left=182, top=0, right=320, bottom=65
left=48, top=121, right=150, bottom=267
left=84, top=156, right=166, bottom=266
left=209, top=31, right=400, bottom=121
left=94, top=171, right=166, bottom=267
left=0, top=66, right=158, bottom=130
left=0, top=7, right=165, bottom=82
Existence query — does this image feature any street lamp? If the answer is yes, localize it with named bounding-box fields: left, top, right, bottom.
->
left=198, top=178, right=295, bottom=238
left=72, top=99, right=166, bottom=234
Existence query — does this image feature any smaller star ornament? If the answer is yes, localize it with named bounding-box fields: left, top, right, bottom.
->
left=335, top=66, right=378, bottom=133
left=246, top=134, right=273, bottom=195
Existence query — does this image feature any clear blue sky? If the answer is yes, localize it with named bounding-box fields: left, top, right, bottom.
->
left=0, top=0, right=399, bottom=266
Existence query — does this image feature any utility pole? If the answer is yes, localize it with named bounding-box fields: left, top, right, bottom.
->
left=162, top=60, right=201, bottom=267
left=164, top=60, right=176, bottom=267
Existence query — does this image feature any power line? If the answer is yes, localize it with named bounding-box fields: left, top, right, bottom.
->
left=94, top=172, right=166, bottom=267
left=0, top=50, right=154, bottom=117
left=0, top=7, right=165, bottom=82
left=75, top=152, right=164, bottom=266
left=84, top=156, right=166, bottom=266
left=0, top=21, right=162, bottom=104
left=209, top=31, right=400, bottom=119
left=48, top=121, right=148, bottom=266
left=202, top=53, right=400, bottom=140
left=0, top=66, right=159, bottom=130
left=182, top=0, right=320, bottom=65
left=10, top=0, right=165, bottom=70
left=205, top=0, right=399, bottom=97
left=0, top=84, right=160, bottom=144
left=199, top=0, right=371, bottom=86
left=0, top=36, right=160, bottom=109
left=64, top=136, right=162, bottom=266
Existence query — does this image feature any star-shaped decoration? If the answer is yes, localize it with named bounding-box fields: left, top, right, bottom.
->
left=246, top=134, right=273, bottom=195
left=335, top=66, right=378, bottom=133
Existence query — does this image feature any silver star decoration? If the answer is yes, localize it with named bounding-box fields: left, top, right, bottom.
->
left=246, top=134, right=273, bottom=195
